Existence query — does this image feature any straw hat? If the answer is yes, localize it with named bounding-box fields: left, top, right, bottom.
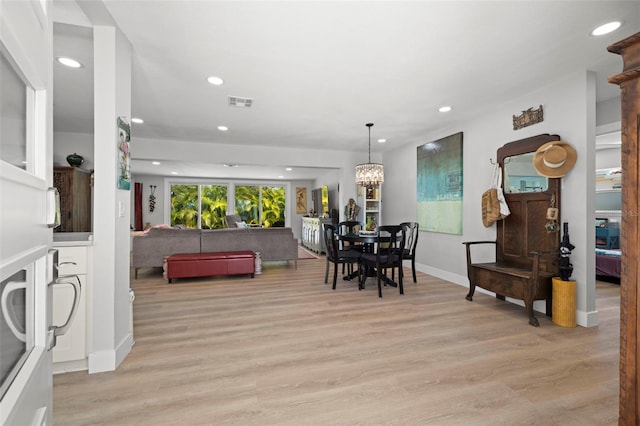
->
left=532, top=141, right=577, bottom=178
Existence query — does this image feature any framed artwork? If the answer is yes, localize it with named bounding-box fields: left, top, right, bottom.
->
left=417, top=132, right=463, bottom=234
left=296, top=187, right=307, bottom=214
left=117, top=117, right=131, bottom=190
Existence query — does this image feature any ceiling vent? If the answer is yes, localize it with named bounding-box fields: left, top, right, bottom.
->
left=228, top=96, right=253, bottom=108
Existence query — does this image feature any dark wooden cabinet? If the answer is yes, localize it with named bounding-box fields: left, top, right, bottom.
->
left=53, top=166, right=92, bottom=232
left=608, top=32, right=640, bottom=425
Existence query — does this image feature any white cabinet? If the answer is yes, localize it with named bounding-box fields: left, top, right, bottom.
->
left=301, top=217, right=332, bottom=253
left=361, top=185, right=381, bottom=229
left=53, top=246, right=88, bottom=373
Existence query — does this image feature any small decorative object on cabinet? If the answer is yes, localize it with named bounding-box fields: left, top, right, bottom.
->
left=54, top=166, right=92, bottom=232
left=66, top=152, right=84, bottom=167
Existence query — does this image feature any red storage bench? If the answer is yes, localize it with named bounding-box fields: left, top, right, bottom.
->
left=165, top=251, right=255, bottom=283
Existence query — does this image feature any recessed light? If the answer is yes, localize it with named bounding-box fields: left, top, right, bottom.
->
left=592, top=21, right=621, bottom=36
left=56, top=57, right=83, bottom=68
left=171, top=171, right=178, bottom=175
left=131, top=118, right=144, bottom=124
left=285, top=167, right=293, bottom=171
left=152, top=161, right=160, bottom=165
left=207, top=76, right=224, bottom=85
left=217, top=126, right=228, bottom=131
left=439, top=106, right=452, bottom=113
left=377, top=139, right=386, bottom=143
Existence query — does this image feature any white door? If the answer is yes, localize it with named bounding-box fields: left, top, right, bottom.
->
left=1, top=1, right=55, bottom=424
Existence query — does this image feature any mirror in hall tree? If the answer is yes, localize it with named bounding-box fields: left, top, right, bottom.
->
left=503, top=152, right=548, bottom=193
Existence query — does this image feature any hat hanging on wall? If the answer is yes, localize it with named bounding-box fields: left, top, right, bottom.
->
left=532, top=141, right=577, bottom=178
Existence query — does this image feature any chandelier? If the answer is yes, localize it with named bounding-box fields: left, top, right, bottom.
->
left=355, top=123, right=384, bottom=188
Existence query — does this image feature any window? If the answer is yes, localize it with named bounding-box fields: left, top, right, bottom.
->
left=235, top=184, right=285, bottom=228
left=260, top=185, right=285, bottom=227
left=170, top=181, right=286, bottom=229
left=170, top=184, right=228, bottom=229
left=170, top=184, right=198, bottom=228
left=200, top=185, right=228, bottom=229
left=235, top=185, right=260, bottom=226
left=1, top=50, right=28, bottom=170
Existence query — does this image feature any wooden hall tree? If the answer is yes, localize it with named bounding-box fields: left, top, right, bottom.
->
left=608, top=32, right=640, bottom=425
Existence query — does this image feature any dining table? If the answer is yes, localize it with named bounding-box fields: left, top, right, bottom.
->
left=336, top=231, right=379, bottom=253
left=336, top=231, right=399, bottom=287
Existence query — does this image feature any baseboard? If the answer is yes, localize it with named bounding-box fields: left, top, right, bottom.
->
left=88, top=349, right=115, bottom=374
left=415, top=262, right=468, bottom=287
left=88, top=333, right=133, bottom=374
left=576, top=309, right=599, bottom=327
left=115, top=332, right=133, bottom=367
left=53, top=359, right=87, bottom=375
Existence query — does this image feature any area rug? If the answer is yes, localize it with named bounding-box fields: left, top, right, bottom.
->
left=298, top=246, right=319, bottom=260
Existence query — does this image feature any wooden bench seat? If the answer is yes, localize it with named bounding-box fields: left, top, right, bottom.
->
left=464, top=241, right=554, bottom=326
left=165, top=251, right=255, bottom=283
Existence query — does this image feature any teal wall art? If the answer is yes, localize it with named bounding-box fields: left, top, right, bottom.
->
left=417, top=132, right=463, bottom=234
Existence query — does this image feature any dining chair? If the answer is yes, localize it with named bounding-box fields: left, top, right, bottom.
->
left=358, top=225, right=406, bottom=298
left=400, top=222, right=419, bottom=283
left=338, top=221, right=363, bottom=250
left=323, top=224, right=361, bottom=290
left=338, top=221, right=362, bottom=276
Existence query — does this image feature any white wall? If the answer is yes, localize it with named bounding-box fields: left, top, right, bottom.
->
left=89, top=25, right=132, bottom=373
left=596, top=147, right=621, bottom=170
left=53, top=131, right=94, bottom=170
left=596, top=97, right=621, bottom=127
left=130, top=174, right=164, bottom=229
left=114, top=26, right=132, bottom=365
left=382, top=69, right=600, bottom=326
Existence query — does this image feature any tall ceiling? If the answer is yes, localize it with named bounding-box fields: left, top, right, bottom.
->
left=52, top=1, right=639, bottom=180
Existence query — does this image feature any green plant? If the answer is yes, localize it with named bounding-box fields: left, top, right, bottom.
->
left=200, top=185, right=228, bottom=229
left=171, top=183, right=285, bottom=229
left=262, top=186, right=285, bottom=227
left=170, top=184, right=198, bottom=227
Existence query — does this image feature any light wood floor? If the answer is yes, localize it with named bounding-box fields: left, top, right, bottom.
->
left=53, top=257, right=620, bottom=425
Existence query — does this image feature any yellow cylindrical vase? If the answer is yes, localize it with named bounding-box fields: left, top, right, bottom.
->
left=552, top=277, right=576, bottom=328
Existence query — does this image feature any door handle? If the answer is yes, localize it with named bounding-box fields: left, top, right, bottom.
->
left=1, top=281, right=27, bottom=342
left=46, top=187, right=61, bottom=228
left=47, top=275, right=81, bottom=350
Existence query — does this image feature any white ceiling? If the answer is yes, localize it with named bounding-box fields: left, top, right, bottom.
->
left=52, top=1, right=638, bottom=180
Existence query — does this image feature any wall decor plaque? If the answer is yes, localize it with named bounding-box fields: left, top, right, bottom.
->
left=513, top=105, right=544, bottom=130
